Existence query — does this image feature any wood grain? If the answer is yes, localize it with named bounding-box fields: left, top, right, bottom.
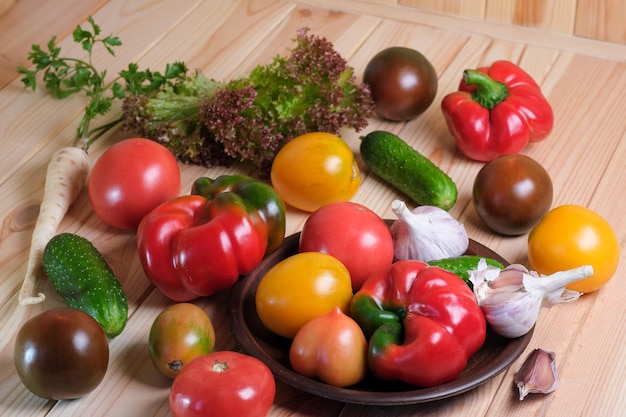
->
left=574, top=0, right=626, bottom=43
left=1, top=1, right=624, bottom=416
left=357, top=0, right=626, bottom=43
left=485, top=0, right=577, bottom=34
left=399, top=0, right=485, bottom=19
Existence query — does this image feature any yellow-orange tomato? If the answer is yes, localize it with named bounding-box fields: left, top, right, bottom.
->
left=528, top=205, right=620, bottom=293
left=255, top=252, right=353, bottom=338
left=148, top=303, right=216, bottom=378
left=270, top=132, right=360, bottom=212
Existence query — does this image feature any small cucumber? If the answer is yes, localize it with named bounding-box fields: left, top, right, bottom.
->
left=427, top=255, right=505, bottom=286
left=360, top=130, right=457, bottom=210
left=43, top=233, right=128, bottom=339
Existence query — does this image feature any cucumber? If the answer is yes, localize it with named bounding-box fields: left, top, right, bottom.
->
left=42, top=233, right=128, bottom=339
left=360, top=130, right=457, bottom=210
left=427, top=255, right=505, bottom=286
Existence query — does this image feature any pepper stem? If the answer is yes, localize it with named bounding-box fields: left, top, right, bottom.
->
left=463, top=69, right=509, bottom=109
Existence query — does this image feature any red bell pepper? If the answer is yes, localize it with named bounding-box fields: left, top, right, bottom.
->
left=350, top=260, right=486, bottom=387
left=137, top=191, right=269, bottom=302
left=441, top=60, right=553, bottom=161
left=191, top=175, right=286, bottom=255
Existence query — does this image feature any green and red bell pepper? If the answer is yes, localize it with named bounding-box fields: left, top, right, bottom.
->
left=441, top=60, right=553, bottom=162
left=137, top=175, right=286, bottom=302
left=191, top=175, right=286, bottom=255
left=350, top=260, right=487, bottom=387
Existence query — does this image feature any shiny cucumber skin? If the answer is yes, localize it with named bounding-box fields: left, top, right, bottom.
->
left=42, top=233, right=128, bottom=339
left=360, top=130, right=457, bottom=210
left=427, top=255, right=505, bottom=286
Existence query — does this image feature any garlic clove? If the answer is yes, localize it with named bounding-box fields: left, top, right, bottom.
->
left=514, top=348, right=558, bottom=400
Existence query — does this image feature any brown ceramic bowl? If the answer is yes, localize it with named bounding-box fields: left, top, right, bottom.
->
left=228, top=226, right=533, bottom=405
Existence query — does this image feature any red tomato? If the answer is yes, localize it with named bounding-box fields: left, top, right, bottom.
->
left=290, top=307, right=368, bottom=387
left=170, top=351, right=275, bottom=417
left=299, top=202, right=394, bottom=290
left=88, top=138, right=181, bottom=230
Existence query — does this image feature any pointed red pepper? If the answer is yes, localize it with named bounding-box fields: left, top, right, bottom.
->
left=441, top=60, right=553, bottom=161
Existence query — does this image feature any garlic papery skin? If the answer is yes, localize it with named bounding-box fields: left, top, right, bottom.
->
left=471, top=263, right=594, bottom=338
left=514, top=348, right=558, bottom=400
left=389, top=200, right=468, bottom=262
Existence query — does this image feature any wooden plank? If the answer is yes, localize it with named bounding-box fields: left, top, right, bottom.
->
left=0, top=0, right=16, bottom=16
left=484, top=0, right=577, bottom=34
left=0, top=0, right=109, bottom=89
left=484, top=53, right=626, bottom=417
left=359, top=0, right=626, bottom=43
left=574, top=0, right=626, bottom=43
left=399, top=0, right=486, bottom=19
left=296, top=0, right=626, bottom=60
left=2, top=1, right=625, bottom=416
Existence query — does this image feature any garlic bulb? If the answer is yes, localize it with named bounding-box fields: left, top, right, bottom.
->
left=470, top=262, right=593, bottom=338
left=390, top=200, right=468, bottom=262
left=514, top=348, right=559, bottom=400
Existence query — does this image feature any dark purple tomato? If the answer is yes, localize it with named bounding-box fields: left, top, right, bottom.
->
left=473, top=154, right=553, bottom=236
left=363, top=46, right=438, bottom=121
left=14, top=308, right=109, bottom=399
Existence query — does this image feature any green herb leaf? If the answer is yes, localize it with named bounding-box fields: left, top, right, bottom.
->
left=18, top=16, right=187, bottom=146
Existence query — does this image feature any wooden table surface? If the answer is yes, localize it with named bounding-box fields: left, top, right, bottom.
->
left=1, top=1, right=624, bottom=416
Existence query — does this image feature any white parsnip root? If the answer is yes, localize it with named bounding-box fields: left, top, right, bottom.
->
left=18, top=146, right=90, bottom=305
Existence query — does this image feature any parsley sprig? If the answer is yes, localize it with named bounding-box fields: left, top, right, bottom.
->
left=18, top=16, right=188, bottom=149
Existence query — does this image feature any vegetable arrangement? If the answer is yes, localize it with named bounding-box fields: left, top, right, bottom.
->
left=12, top=15, right=622, bottom=413
left=16, top=17, right=373, bottom=302
left=247, top=197, right=609, bottom=395
left=255, top=202, right=498, bottom=388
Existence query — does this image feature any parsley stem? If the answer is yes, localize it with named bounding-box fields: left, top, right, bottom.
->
left=77, top=116, right=125, bottom=149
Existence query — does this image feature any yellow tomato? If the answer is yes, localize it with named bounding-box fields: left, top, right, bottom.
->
left=270, top=132, right=360, bottom=212
left=255, top=252, right=353, bottom=338
left=528, top=205, right=620, bottom=293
